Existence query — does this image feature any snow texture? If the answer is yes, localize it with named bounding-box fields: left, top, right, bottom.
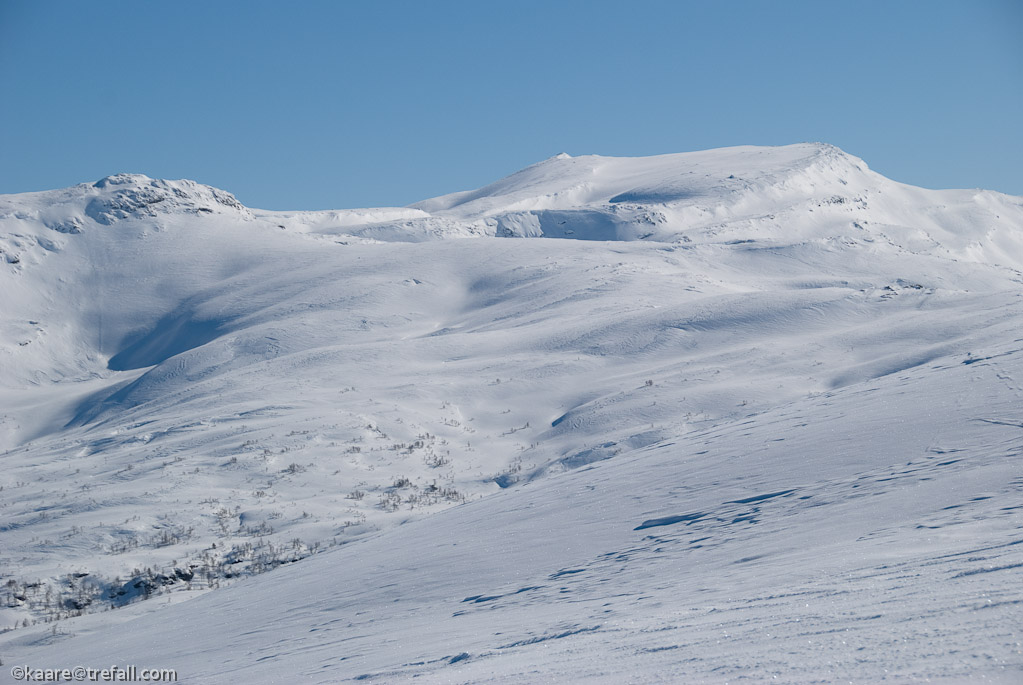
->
left=1, top=144, right=1021, bottom=682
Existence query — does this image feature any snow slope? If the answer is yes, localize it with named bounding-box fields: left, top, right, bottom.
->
left=1, top=144, right=1022, bottom=682
left=8, top=339, right=1023, bottom=683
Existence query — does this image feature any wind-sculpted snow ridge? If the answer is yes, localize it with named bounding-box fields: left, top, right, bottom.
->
left=1, top=144, right=1022, bottom=682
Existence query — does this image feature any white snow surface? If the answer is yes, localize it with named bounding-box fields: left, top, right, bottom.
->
left=1, top=143, right=1022, bottom=682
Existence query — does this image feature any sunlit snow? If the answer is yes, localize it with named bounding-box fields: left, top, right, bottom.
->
left=1, top=144, right=1021, bottom=682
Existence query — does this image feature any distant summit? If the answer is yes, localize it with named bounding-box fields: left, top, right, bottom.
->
left=3, top=143, right=1021, bottom=263
left=86, top=174, right=246, bottom=224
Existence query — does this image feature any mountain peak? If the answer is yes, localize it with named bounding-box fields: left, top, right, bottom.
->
left=412, top=143, right=876, bottom=221
left=93, top=173, right=155, bottom=189
left=86, top=174, right=246, bottom=225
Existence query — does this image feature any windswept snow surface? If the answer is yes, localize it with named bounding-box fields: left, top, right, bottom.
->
left=1, top=144, right=1022, bottom=682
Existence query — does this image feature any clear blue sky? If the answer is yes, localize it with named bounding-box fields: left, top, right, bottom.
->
left=1, top=0, right=1020, bottom=209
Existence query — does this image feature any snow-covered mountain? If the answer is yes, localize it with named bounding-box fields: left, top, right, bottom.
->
left=1, top=144, right=1021, bottom=682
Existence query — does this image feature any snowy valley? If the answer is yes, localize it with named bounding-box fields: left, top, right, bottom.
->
left=1, top=143, right=1022, bottom=682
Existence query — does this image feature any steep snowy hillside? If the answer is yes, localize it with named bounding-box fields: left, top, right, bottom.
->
left=8, top=334, right=1023, bottom=682
left=1, top=144, right=1021, bottom=681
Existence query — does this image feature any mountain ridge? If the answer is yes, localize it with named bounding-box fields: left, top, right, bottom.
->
left=5, top=142, right=1020, bottom=261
